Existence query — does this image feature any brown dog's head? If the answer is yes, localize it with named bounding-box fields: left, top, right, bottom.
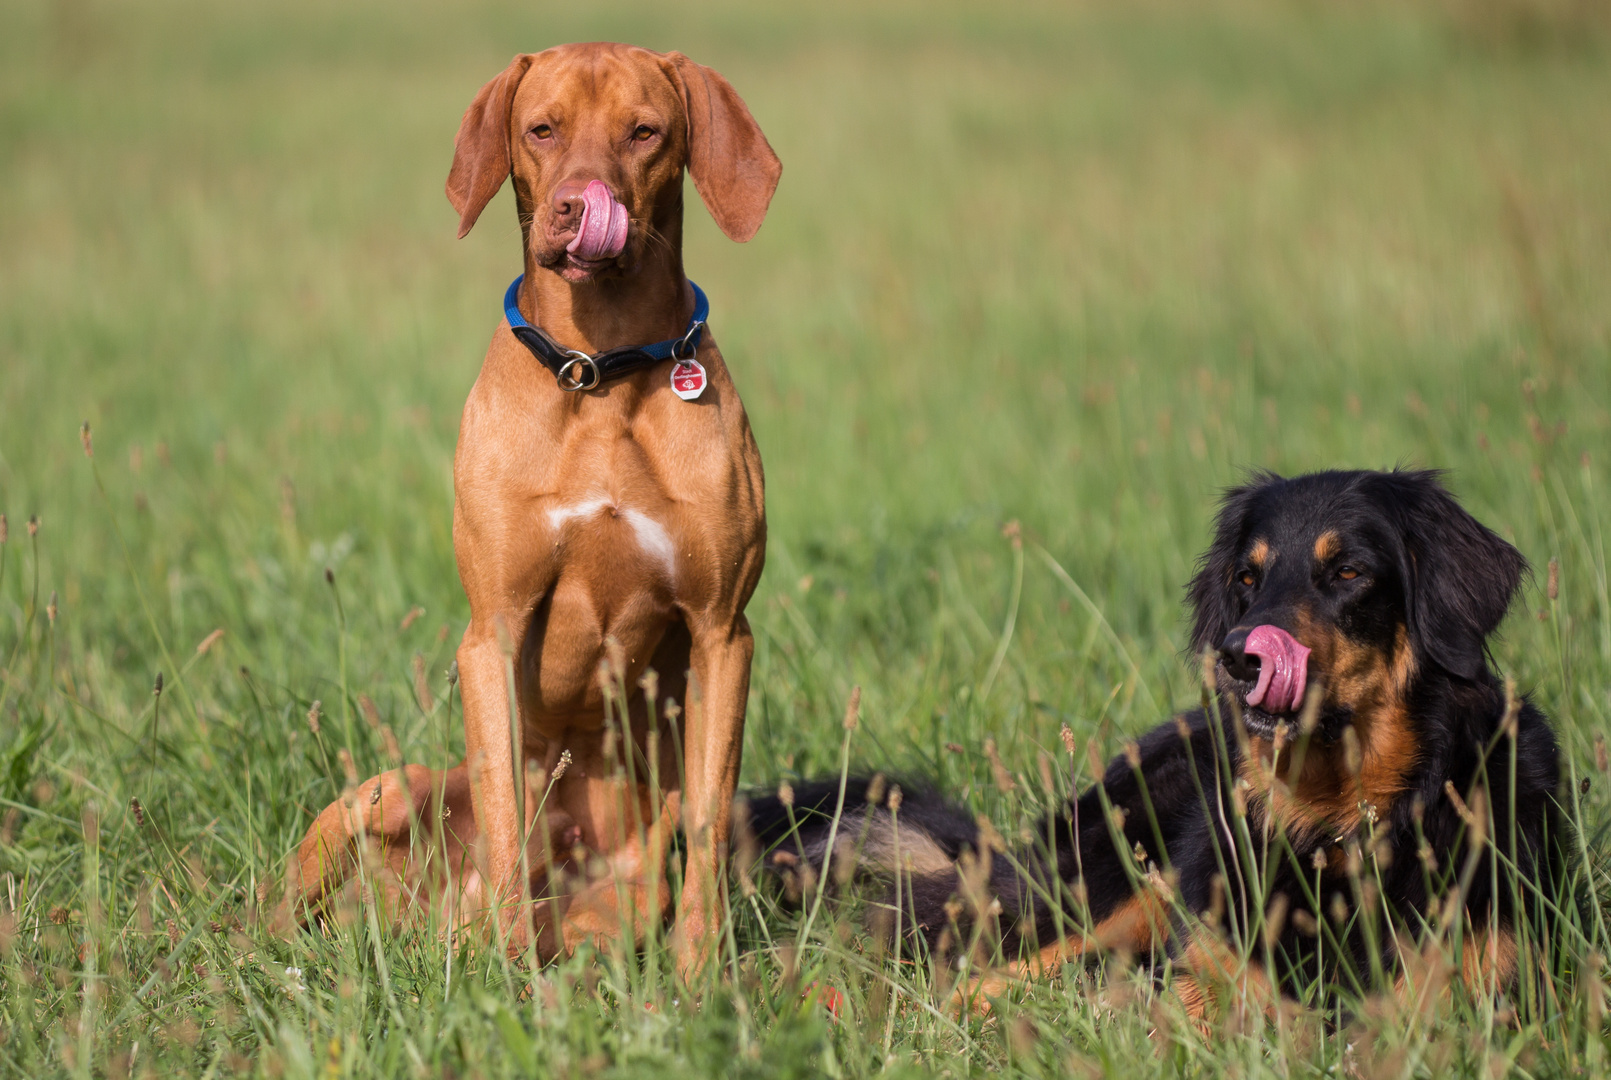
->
left=446, top=43, right=781, bottom=283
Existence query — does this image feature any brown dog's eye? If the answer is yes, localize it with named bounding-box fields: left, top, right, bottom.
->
left=1337, top=566, right=1359, bottom=580
left=1239, top=571, right=1256, bottom=587
left=633, top=125, right=655, bottom=142
left=531, top=124, right=553, bottom=140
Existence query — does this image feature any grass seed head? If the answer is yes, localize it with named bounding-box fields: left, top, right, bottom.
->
left=1329, top=892, right=1349, bottom=924
left=985, top=738, right=1016, bottom=792
left=0, top=514, right=6, bottom=544
left=551, top=748, right=571, bottom=781
left=842, top=685, right=861, bottom=730
left=1205, top=874, right=1225, bottom=928
left=1060, top=723, right=1076, bottom=755
left=1548, top=558, right=1559, bottom=600
left=337, top=748, right=357, bottom=786
left=1263, top=893, right=1289, bottom=947
left=1342, top=725, right=1362, bottom=776
left=777, top=779, right=794, bottom=808
left=1501, top=678, right=1521, bottom=738
left=27, top=515, right=38, bottom=538
left=46, top=590, right=57, bottom=625
left=359, top=694, right=380, bottom=730
left=306, top=700, right=321, bottom=734
left=975, top=813, right=1005, bottom=854
left=129, top=797, right=144, bottom=828
left=1596, top=733, right=1608, bottom=773
left=1086, top=739, right=1104, bottom=779
left=79, top=421, right=92, bottom=457
left=1444, top=780, right=1475, bottom=827
left=865, top=773, right=886, bottom=804
left=412, top=653, right=431, bottom=712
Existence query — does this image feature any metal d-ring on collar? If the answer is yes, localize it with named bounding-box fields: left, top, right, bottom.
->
left=502, top=274, right=709, bottom=392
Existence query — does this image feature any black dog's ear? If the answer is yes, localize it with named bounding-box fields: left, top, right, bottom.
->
left=1186, top=476, right=1273, bottom=659
left=1372, top=470, right=1528, bottom=681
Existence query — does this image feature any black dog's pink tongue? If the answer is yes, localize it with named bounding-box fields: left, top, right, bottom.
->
left=1243, top=625, right=1311, bottom=714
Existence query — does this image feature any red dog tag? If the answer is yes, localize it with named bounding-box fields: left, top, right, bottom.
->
left=670, top=358, right=706, bottom=401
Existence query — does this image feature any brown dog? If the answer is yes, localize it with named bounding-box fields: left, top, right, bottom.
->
left=286, top=43, right=780, bottom=978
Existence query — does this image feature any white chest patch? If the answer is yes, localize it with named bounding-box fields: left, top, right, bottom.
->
left=546, top=496, right=676, bottom=580
left=546, top=496, right=613, bottom=531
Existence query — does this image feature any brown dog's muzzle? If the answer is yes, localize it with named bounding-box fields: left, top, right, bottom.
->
left=537, top=178, right=633, bottom=281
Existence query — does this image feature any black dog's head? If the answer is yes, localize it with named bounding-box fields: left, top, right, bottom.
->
left=1187, top=469, right=1526, bottom=739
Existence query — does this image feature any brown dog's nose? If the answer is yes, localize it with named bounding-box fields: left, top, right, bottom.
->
left=550, top=179, right=594, bottom=219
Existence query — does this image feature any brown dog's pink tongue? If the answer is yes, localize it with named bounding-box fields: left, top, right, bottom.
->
left=1243, top=625, right=1311, bottom=714
left=567, top=180, right=629, bottom=261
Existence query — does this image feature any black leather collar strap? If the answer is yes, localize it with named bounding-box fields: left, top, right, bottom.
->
left=502, top=274, right=709, bottom=392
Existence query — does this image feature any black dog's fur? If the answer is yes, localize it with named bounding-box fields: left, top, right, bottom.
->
left=744, top=470, right=1568, bottom=1007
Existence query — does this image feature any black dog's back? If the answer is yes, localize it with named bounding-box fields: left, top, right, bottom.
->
left=743, top=709, right=1228, bottom=957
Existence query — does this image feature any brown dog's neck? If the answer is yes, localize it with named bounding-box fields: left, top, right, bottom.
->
left=518, top=237, right=693, bottom=355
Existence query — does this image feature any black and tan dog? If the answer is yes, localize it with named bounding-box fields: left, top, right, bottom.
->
left=747, top=469, right=1568, bottom=1016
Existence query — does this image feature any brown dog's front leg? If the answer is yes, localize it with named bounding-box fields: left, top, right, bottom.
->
left=673, top=614, right=755, bottom=982
left=458, top=621, right=535, bottom=956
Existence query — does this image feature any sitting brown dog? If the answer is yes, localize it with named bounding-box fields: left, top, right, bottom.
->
left=286, top=43, right=780, bottom=978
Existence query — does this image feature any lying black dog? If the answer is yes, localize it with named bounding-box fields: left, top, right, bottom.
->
left=745, top=469, right=1569, bottom=1016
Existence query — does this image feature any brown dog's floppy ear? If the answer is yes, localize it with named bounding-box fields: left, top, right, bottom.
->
left=666, top=53, right=782, bottom=242
left=446, top=54, right=534, bottom=239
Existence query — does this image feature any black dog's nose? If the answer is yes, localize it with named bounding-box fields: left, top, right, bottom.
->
left=1219, top=627, right=1261, bottom=683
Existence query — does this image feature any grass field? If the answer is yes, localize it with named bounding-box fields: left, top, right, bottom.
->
left=3, top=0, right=1611, bottom=1075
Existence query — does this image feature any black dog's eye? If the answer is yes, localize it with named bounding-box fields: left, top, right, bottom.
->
left=1238, top=571, right=1256, bottom=587
left=1337, top=566, right=1360, bottom=581
left=531, top=124, right=553, bottom=140
left=632, top=125, right=656, bottom=142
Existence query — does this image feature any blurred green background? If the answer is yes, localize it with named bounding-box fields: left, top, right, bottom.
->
left=1, top=0, right=1608, bottom=1075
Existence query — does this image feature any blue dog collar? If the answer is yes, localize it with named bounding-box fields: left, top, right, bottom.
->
left=503, top=274, right=708, bottom=392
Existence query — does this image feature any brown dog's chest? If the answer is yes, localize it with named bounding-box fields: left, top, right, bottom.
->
left=455, top=337, right=764, bottom=727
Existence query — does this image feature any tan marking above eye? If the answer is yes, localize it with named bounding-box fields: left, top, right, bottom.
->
left=1313, top=531, right=1339, bottom=562
left=1249, top=538, right=1272, bottom=568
